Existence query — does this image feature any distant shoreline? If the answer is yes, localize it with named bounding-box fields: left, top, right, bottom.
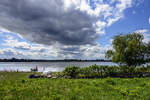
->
left=0, top=58, right=112, bottom=62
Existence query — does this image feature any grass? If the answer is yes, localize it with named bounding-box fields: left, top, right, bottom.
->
left=1, top=72, right=150, bottom=100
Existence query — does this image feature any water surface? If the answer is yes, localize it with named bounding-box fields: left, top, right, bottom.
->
left=0, top=62, right=117, bottom=72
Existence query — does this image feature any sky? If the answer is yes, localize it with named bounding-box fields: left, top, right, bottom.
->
left=0, top=0, right=150, bottom=60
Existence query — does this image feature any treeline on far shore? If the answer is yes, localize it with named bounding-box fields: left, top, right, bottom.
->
left=0, top=58, right=111, bottom=62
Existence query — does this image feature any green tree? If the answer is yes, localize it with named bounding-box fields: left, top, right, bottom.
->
left=105, top=33, right=149, bottom=67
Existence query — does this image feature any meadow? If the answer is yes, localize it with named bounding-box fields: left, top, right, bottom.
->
left=1, top=72, right=150, bottom=100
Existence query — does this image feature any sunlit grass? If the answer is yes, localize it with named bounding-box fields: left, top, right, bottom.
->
left=1, top=72, right=150, bottom=100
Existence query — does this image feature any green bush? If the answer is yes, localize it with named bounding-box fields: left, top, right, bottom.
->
left=79, top=65, right=107, bottom=78
left=61, top=65, right=150, bottom=78
left=63, top=66, right=80, bottom=78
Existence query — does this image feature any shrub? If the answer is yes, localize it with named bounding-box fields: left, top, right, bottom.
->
left=79, top=65, right=110, bottom=78
left=63, top=66, right=80, bottom=78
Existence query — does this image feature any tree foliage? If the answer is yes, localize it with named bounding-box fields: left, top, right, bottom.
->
left=105, top=33, right=150, bottom=67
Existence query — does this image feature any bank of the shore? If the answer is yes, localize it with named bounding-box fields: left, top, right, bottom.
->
left=1, top=72, right=150, bottom=100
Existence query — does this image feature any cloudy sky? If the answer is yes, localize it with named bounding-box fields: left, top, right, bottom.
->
left=0, top=0, right=150, bottom=60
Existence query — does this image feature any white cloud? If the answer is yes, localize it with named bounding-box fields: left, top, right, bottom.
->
left=63, top=0, right=112, bottom=17
left=135, top=29, right=148, bottom=33
left=107, top=0, right=133, bottom=27
left=135, top=29, right=150, bottom=43
left=116, top=0, right=133, bottom=12
left=80, top=43, right=112, bottom=59
left=95, top=21, right=106, bottom=34
left=2, top=37, right=31, bottom=50
left=107, top=16, right=121, bottom=27
left=0, top=26, right=10, bottom=33
left=143, top=34, right=150, bottom=43
left=1, top=33, right=113, bottom=59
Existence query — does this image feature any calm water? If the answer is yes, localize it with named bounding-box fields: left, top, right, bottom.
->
left=0, top=62, right=117, bottom=72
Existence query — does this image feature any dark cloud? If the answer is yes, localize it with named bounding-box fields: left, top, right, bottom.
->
left=0, top=0, right=99, bottom=45
left=62, top=47, right=80, bottom=52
